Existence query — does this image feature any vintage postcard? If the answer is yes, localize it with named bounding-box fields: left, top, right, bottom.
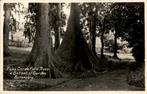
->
left=0, top=0, right=146, bottom=94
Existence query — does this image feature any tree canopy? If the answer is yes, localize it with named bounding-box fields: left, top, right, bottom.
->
left=107, top=3, right=144, bottom=62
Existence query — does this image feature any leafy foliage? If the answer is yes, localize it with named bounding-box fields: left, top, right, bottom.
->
left=48, top=3, right=66, bottom=34
left=80, top=3, right=112, bottom=39
left=4, top=3, right=23, bottom=37
left=24, top=3, right=37, bottom=43
left=108, top=3, right=144, bottom=62
left=24, top=3, right=67, bottom=43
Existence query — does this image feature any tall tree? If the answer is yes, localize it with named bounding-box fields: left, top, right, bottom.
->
left=106, top=3, right=126, bottom=59
left=26, top=3, right=62, bottom=78
left=55, top=3, right=106, bottom=73
left=88, top=11, right=97, bottom=55
left=26, top=3, right=107, bottom=78
left=97, top=3, right=112, bottom=58
left=109, top=3, right=144, bottom=60
left=54, top=4, right=61, bottom=50
left=4, top=3, right=25, bottom=56
left=80, top=3, right=102, bottom=54
left=99, top=26, right=105, bottom=58
left=113, top=29, right=118, bottom=58
left=80, top=3, right=111, bottom=57
left=98, top=15, right=110, bottom=58
left=48, top=3, right=66, bottom=50
left=9, top=16, right=17, bottom=42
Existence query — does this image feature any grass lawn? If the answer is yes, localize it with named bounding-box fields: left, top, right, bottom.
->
left=3, top=46, right=144, bottom=91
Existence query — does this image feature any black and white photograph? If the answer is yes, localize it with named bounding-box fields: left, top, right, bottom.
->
left=1, top=0, right=145, bottom=92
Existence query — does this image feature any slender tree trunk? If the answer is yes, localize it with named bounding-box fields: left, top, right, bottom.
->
left=3, top=4, right=11, bottom=56
left=54, top=4, right=61, bottom=50
left=89, top=16, right=97, bottom=55
left=100, top=32, right=104, bottom=58
left=113, top=31, right=118, bottom=58
left=11, top=32, right=14, bottom=42
left=54, top=26, right=60, bottom=50
left=26, top=3, right=62, bottom=78
left=92, top=21, right=96, bottom=55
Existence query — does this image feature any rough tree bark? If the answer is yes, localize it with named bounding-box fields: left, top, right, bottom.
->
left=55, top=3, right=106, bottom=74
left=26, top=3, right=62, bottom=78
left=3, top=4, right=11, bottom=56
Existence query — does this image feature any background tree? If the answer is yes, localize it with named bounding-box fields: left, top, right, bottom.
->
left=9, top=15, right=17, bottom=42
left=124, top=3, right=144, bottom=64
left=25, top=3, right=67, bottom=48
left=23, top=3, right=38, bottom=43
left=24, top=11, right=36, bottom=43
left=80, top=3, right=111, bottom=56
left=98, top=13, right=111, bottom=58
left=109, top=3, right=144, bottom=62
left=80, top=3, right=103, bottom=54
left=3, top=3, right=26, bottom=56
left=103, top=3, right=127, bottom=58
left=3, top=3, right=16, bottom=56
left=48, top=3, right=66, bottom=50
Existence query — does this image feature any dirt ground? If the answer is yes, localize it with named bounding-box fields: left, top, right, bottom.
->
left=3, top=46, right=144, bottom=91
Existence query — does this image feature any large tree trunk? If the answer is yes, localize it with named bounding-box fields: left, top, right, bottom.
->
left=55, top=3, right=106, bottom=74
left=3, top=4, right=11, bottom=56
left=26, top=3, right=62, bottom=78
